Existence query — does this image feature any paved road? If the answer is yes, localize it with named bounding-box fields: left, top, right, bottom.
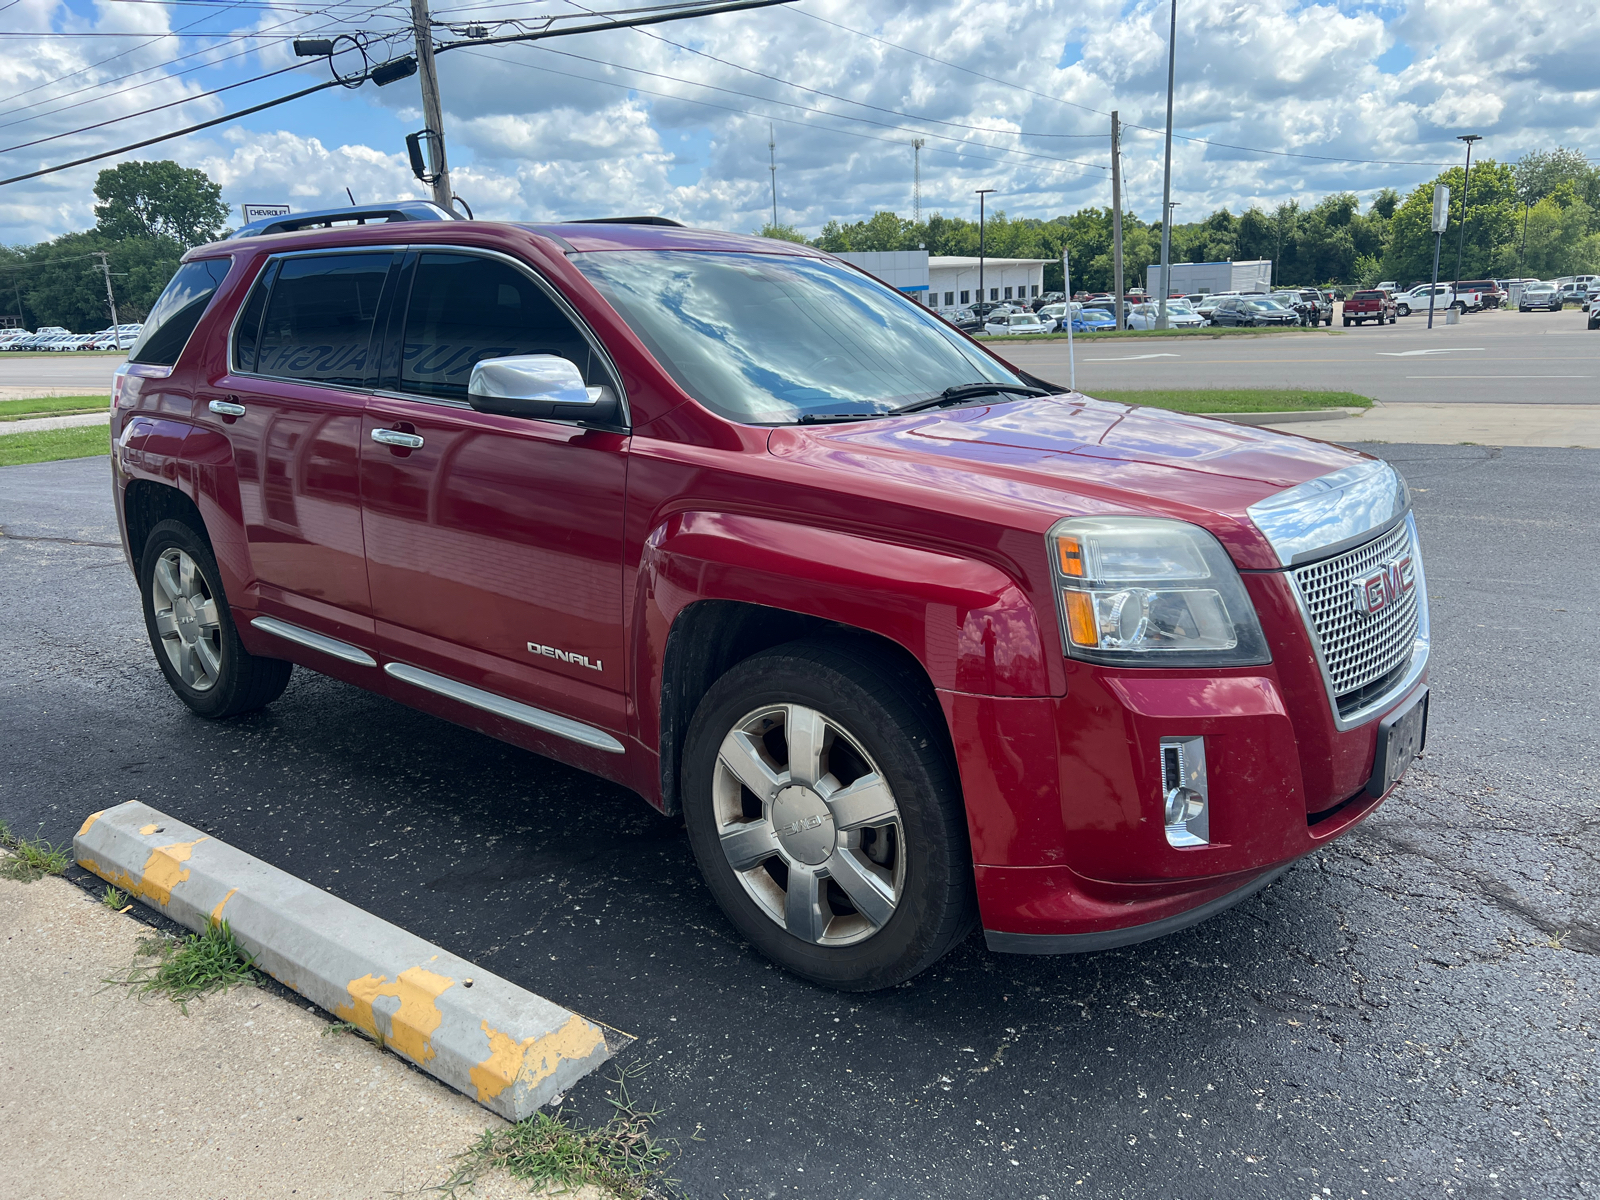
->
left=1001, top=307, right=1600, bottom=404
left=0, top=352, right=123, bottom=396
left=2, top=451, right=1596, bottom=1200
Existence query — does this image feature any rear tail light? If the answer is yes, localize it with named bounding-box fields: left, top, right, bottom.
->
left=1160, top=736, right=1209, bottom=848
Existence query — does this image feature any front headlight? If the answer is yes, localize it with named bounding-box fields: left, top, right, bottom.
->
left=1047, top=516, right=1271, bottom=667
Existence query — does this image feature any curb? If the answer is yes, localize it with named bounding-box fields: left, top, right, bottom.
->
left=1207, top=407, right=1365, bottom=426
left=75, top=801, right=612, bottom=1121
left=0, top=412, right=112, bottom=434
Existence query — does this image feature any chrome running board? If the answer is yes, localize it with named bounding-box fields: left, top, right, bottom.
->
left=382, top=662, right=625, bottom=755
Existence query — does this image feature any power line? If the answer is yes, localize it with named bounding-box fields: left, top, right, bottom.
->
left=468, top=47, right=1104, bottom=183
left=788, top=8, right=1456, bottom=170
left=0, top=60, right=317, bottom=155
left=520, top=40, right=1105, bottom=173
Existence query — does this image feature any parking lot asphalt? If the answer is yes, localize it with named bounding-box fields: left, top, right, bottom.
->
left=0, top=352, right=122, bottom=397
left=2, top=448, right=1596, bottom=1200
left=1000, top=307, right=1600, bottom=404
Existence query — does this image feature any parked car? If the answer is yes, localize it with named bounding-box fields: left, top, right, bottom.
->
left=1192, top=293, right=1240, bottom=323
left=1456, top=280, right=1505, bottom=309
left=1342, top=290, right=1397, bottom=325
left=1209, top=296, right=1299, bottom=327
left=109, top=205, right=1433, bottom=990
left=983, top=311, right=1049, bottom=336
left=1555, top=280, right=1591, bottom=307
left=1518, top=283, right=1563, bottom=312
left=1270, top=289, right=1331, bottom=326
left=1584, top=287, right=1600, bottom=314
left=1029, top=291, right=1065, bottom=312
left=1589, top=290, right=1600, bottom=330
left=1127, top=300, right=1204, bottom=330
left=1394, top=284, right=1481, bottom=317
left=1067, top=306, right=1118, bottom=332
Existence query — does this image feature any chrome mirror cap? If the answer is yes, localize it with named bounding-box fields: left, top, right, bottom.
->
left=468, top=354, right=599, bottom=409
left=1247, top=459, right=1409, bottom=567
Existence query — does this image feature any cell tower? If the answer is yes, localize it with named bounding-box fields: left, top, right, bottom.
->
left=768, top=123, right=777, bottom=230
left=912, top=138, right=924, bottom=224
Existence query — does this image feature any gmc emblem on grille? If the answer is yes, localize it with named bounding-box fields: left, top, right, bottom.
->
left=1354, top=555, right=1414, bottom=615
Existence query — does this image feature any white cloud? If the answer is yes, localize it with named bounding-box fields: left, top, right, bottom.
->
left=2, top=0, right=1598, bottom=246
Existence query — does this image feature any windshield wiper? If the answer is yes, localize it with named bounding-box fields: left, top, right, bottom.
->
left=796, top=411, right=892, bottom=424
left=889, top=382, right=1049, bottom=416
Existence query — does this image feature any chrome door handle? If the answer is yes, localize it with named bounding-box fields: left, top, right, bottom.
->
left=371, top=428, right=424, bottom=449
left=209, top=399, right=246, bottom=417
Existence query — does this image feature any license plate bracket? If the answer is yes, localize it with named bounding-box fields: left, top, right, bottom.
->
left=1365, top=688, right=1429, bottom=797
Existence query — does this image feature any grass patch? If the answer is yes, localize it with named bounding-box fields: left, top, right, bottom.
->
left=0, top=423, right=110, bottom=466
left=1095, top=389, right=1374, bottom=414
left=321, top=1020, right=367, bottom=1039
left=0, top=395, right=110, bottom=421
left=439, top=1066, right=671, bottom=1200
left=0, top=822, right=72, bottom=882
left=101, top=884, right=130, bottom=910
left=982, top=325, right=1338, bottom=344
left=104, top=920, right=259, bottom=1013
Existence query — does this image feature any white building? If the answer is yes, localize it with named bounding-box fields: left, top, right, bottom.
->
left=928, top=257, right=1048, bottom=313
left=1147, top=259, right=1273, bottom=296
left=830, top=251, right=1049, bottom=314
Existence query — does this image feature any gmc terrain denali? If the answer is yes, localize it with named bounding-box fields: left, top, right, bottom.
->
left=111, top=204, right=1430, bottom=991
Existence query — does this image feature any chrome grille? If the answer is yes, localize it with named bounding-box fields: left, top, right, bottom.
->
left=1292, top=520, right=1420, bottom=707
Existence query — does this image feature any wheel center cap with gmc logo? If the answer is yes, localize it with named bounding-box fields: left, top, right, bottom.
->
left=771, top=785, right=835, bottom=865
left=174, top=596, right=198, bottom=643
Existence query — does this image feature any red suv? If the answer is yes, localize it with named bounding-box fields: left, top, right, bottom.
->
left=111, top=206, right=1431, bottom=990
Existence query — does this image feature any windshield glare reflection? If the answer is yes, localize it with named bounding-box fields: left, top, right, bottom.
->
left=572, top=250, right=1025, bottom=424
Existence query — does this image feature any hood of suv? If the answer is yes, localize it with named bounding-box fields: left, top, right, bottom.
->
left=766, top=394, right=1364, bottom=570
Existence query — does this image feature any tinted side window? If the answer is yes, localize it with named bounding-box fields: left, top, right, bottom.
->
left=231, top=260, right=277, bottom=373
left=257, top=254, right=390, bottom=386
left=129, top=258, right=232, bottom=366
left=399, top=252, right=605, bottom=403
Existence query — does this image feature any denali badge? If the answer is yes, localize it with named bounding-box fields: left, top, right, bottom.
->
left=527, top=641, right=603, bottom=671
left=1354, top=554, right=1414, bottom=615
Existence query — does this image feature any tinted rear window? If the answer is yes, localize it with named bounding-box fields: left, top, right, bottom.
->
left=128, top=258, right=232, bottom=366
left=1353, top=291, right=1383, bottom=299
left=255, top=253, right=391, bottom=386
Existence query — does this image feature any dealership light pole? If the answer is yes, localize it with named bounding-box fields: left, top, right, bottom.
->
left=1110, top=110, right=1125, bottom=329
left=1155, top=0, right=1177, bottom=330
left=976, top=188, right=996, bottom=305
left=1452, top=134, right=1481, bottom=289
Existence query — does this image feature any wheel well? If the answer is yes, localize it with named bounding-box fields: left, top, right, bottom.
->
left=655, top=601, right=940, bottom=816
left=124, top=480, right=206, bottom=562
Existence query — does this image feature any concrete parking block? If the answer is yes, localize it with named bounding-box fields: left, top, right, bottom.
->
left=74, top=800, right=613, bottom=1120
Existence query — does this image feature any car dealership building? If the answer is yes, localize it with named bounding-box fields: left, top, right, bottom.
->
left=836, top=251, right=1050, bottom=315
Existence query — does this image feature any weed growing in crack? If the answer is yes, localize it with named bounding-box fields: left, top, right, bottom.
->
left=101, top=884, right=130, bottom=910
left=104, top=920, right=258, bottom=1014
left=437, top=1063, right=673, bottom=1200
left=0, top=823, right=71, bottom=882
left=321, top=1020, right=368, bottom=1039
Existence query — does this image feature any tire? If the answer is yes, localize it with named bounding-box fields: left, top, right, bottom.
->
left=138, top=518, right=292, bottom=718
left=681, top=637, right=976, bottom=991
left=1396, top=303, right=1410, bottom=317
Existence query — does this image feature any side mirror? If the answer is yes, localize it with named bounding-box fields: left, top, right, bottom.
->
left=467, top=354, right=615, bottom=423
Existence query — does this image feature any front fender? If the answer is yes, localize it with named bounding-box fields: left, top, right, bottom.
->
left=635, top=510, right=1052, bottom=725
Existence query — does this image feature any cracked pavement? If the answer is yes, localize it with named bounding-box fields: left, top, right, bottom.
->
left=1, top=445, right=1595, bottom=1200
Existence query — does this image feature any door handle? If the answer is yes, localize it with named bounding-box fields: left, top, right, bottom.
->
left=371, top=428, right=424, bottom=449
left=209, top=399, right=246, bottom=417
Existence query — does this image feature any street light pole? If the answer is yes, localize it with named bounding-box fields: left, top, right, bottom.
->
left=1156, top=0, right=1177, bottom=331
left=1452, top=134, right=1481, bottom=290
left=976, top=188, right=996, bottom=306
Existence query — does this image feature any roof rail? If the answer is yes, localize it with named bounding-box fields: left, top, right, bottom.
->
left=569, top=216, right=685, bottom=227
left=229, top=200, right=461, bottom=240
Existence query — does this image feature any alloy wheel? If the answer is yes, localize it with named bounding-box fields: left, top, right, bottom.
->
left=712, top=703, right=905, bottom=946
left=150, top=547, right=223, bottom=692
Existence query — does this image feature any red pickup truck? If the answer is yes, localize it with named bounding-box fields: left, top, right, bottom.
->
left=1342, top=289, right=1397, bottom=326
left=109, top=205, right=1431, bottom=990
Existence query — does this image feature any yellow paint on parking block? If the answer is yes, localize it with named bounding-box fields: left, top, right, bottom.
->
left=77, top=835, right=207, bottom=909
left=469, top=1014, right=607, bottom=1104
left=77, top=810, right=103, bottom=838
left=333, top=964, right=455, bottom=1065
left=139, top=823, right=161, bottom=835
left=209, top=887, right=238, bottom=927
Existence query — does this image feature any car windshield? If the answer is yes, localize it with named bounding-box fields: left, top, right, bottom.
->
left=1246, top=300, right=1284, bottom=311
left=573, top=251, right=1024, bottom=423
left=1009, top=314, right=1040, bottom=324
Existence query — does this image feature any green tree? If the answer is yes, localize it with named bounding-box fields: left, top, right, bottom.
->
left=1498, top=197, right=1600, bottom=277
left=1380, top=160, right=1518, bottom=286
left=93, top=160, right=229, bottom=247
left=756, top=222, right=808, bottom=243
left=1512, top=146, right=1600, bottom=217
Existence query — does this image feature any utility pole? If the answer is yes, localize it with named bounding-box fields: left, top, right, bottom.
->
left=1156, top=0, right=1177, bottom=331
left=411, top=0, right=452, bottom=210
left=1452, top=134, right=1481, bottom=289
left=92, top=250, right=118, bottom=328
left=976, top=188, right=996, bottom=306
left=912, top=138, right=924, bottom=226
left=768, top=123, right=777, bottom=229
left=1110, top=110, right=1125, bottom=330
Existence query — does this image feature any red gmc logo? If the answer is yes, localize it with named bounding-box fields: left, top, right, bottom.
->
left=1355, top=555, right=1414, bottom=615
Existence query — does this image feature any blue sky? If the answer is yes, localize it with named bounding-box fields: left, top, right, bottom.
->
left=2, top=0, right=1597, bottom=244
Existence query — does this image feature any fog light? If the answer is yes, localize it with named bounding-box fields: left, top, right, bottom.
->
left=1160, top=736, right=1210, bottom=847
